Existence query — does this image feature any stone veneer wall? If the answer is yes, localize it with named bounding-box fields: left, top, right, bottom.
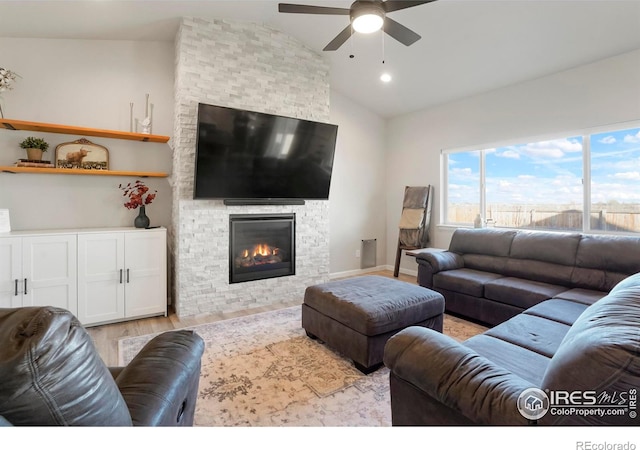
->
left=171, top=18, right=331, bottom=317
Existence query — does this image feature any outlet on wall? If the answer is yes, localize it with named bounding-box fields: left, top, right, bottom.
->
left=355, top=249, right=361, bottom=258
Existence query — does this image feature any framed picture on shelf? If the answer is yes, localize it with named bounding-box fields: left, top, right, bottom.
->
left=55, top=138, right=109, bottom=170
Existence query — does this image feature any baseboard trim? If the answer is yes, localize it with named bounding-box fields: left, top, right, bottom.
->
left=383, top=264, right=418, bottom=278
left=329, top=265, right=417, bottom=280
left=329, top=265, right=387, bottom=279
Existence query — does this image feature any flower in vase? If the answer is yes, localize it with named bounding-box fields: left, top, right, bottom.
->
left=119, top=180, right=157, bottom=210
left=0, top=68, right=19, bottom=93
left=0, top=67, right=20, bottom=118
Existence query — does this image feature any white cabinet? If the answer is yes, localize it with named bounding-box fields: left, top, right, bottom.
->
left=77, top=228, right=167, bottom=326
left=0, top=234, right=77, bottom=314
left=0, top=237, right=23, bottom=308
left=77, top=232, right=125, bottom=325
left=0, top=227, right=166, bottom=327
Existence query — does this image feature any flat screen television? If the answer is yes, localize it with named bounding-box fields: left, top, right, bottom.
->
left=194, top=102, right=338, bottom=201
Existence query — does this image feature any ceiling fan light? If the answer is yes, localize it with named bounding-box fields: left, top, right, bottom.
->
left=352, top=12, right=384, bottom=34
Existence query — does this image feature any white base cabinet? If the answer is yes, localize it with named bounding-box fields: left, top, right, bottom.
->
left=0, top=234, right=77, bottom=314
left=0, top=227, right=167, bottom=327
left=77, top=229, right=167, bottom=326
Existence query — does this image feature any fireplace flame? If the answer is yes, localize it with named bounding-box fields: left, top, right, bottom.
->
left=235, top=242, right=284, bottom=268
left=253, top=243, right=272, bottom=257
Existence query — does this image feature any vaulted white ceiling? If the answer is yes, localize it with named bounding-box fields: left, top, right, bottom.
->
left=1, top=0, right=639, bottom=118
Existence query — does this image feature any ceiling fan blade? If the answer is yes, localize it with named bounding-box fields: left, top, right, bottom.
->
left=323, top=24, right=353, bottom=51
left=278, top=3, right=350, bottom=15
left=383, top=17, right=421, bottom=46
left=383, top=0, right=436, bottom=13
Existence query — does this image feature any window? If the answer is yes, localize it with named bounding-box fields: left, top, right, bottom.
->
left=445, top=150, right=481, bottom=224
left=443, top=124, right=640, bottom=234
left=590, top=127, right=640, bottom=233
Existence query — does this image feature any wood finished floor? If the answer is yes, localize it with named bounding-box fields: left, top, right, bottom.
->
left=87, top=270, right=416, bottom=366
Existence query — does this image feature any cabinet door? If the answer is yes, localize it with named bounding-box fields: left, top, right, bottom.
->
left=22, top=235, right=78, bottom=315
left=77, top=233, right=125, bottom=326
left=124, top=230, right=167, bottom=318
left=0, top=237, right=22, bottom=308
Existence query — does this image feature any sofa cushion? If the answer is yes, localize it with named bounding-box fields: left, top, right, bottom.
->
left=484, top=314, right=571, bottom=358
left=552, top=288, right=606, bottom=306
left=540, top=273, right=640, bottom=425
left=0, top=307, right=132, bottom=426
left=463, top=334, right=551, bottom=385
left=462, top=254, right=510, bottom=274
left=571, top=234, right=640, bottom=291
left=499, top=230, right=580, bottom=287
left=433, top=269, right=503, bottom=298
left=484, top=277, right=568, bottom=309
left=449, top=228, right=517, bottom=257
left=522, top=299, right=589, bottom=326
left=509, top=230, right=581, bottom=266
left=504, top=258, right=574, bottom=287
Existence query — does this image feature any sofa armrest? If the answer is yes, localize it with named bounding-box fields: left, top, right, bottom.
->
left=415, top=251, right=463, bottom=287
left=114, top=330, right=205, bottom=426
left=384, top=326, right=535, bottom=425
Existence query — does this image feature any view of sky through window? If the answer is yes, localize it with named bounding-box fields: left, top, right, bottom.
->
left=445, top=126, right=640, bottom=232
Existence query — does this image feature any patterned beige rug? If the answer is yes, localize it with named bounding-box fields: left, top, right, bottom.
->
left=118, top=306, right=487, bottom=426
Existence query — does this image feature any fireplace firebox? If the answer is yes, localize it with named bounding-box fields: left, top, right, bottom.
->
left=229, top=214, right=295, bottom=284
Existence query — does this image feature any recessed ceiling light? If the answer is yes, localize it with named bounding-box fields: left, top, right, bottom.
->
left=380, top=73, right=392, bottom=83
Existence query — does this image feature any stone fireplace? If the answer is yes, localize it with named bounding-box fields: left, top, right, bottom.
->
left=229, top=214, right=295, bottom=284
left=171, top=17, right=331, bottom=317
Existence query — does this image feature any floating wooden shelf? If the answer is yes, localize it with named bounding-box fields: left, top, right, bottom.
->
left=0, top=118, right=170, bottom=143
left=0, top=167, right=167, bottom=178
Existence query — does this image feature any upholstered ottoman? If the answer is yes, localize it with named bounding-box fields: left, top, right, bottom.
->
left=302, top=275, right=445, bottom=374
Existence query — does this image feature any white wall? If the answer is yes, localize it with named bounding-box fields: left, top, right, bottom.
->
left=386, top=49, right=640, bottom=274
left=0, top=37, right=174, bottom=230
left=329, top=90, right=387, bottom=275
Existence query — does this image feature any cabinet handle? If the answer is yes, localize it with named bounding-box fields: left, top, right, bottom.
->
left=15, top=279, right=18, bottom=296
left=126, top=269, right=130, bottom=283
left=24, top=278, right=27, bottom=295
left=119, top=269, right=123, bottom=284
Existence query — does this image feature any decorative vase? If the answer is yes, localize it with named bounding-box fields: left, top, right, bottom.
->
left=25, top=148, right=43, bottom=161
left=134, top=205, right=150, bottom=228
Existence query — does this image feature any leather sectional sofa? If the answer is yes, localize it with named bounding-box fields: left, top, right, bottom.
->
left=0, top=306, right=205, bottom=426
left=383, top=228, right=640, bottom=426
left=415, top=228, right=640, bottom=326
left=384, top=270, right=640, bottom=425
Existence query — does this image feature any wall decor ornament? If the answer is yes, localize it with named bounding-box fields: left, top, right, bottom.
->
left=130, top=93, right=153, bottom=134
left=55, top=138, right=109, bottom=170
left=0, top=67, right=19, bottom=119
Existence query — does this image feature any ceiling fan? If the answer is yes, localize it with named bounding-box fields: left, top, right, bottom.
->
left=278, top=0, right=437, bottom=51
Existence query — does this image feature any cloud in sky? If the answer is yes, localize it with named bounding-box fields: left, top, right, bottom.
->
left=599, top=136, right=617, bottom=144
left=623, top=130, right=640, bottom=144
left=497, top=149, right=520, bottom=159
left=612, top=171, right=640, bottom=180
left=516, top=138, right=582, bottom=159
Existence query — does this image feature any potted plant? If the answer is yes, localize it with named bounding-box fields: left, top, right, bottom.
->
left=19, top=136, right=49, bottom=161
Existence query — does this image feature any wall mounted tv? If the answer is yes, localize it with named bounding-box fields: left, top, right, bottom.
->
left=194, top=102, right=338, bottom=203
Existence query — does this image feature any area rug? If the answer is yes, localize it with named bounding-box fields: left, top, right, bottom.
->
left=118, top=306, right=487, bottom=427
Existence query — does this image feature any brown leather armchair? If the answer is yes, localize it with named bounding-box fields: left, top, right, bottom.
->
left=0, top=306, right=204, bottom=426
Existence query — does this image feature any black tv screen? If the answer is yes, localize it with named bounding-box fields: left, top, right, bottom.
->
left=194, top=103, right=338, bottom=200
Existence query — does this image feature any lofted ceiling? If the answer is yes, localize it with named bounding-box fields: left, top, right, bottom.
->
left=1, top=0, right=639, bottom=119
